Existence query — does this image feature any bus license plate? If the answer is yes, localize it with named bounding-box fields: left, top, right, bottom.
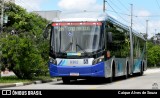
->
left=70, top=73, right=79, bottom=76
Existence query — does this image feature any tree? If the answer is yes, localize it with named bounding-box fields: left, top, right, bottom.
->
left=0, top=2, right=49, bottom=79
left=147, top=42, right=160, bottom=67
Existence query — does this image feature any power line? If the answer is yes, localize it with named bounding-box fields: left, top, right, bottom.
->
left=135, top=15, right=160, bottom=17
left=108, top=0, right=124, bottom=12
left=156, top=0, right=160, bottom=9
left=107, top=9, right=160, bottom=17
left=106, top=10, right=130, bottom=16
left=107, top=9, right=147, bottom=31
left=106, top=1, right=130, bottom=23
left=117, top=0, right=130, bottom=12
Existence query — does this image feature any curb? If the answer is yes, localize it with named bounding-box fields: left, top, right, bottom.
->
left=0, top=78, right=62, bottom=88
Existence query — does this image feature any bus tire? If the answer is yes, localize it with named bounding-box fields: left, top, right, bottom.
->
left=62, top=77, right=70, bottom=84
left=139, top=62, right=144, bottom=76
left=124, top=64, right=129, bottom=79
left=109, top=75, right=113, bottom=83
left=109, top=62, right=115, bottom=83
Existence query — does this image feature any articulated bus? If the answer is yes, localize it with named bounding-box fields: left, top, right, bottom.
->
left=44, top=12, right=147, bottom=84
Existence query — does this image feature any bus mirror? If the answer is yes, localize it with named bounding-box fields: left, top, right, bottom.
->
left=43, top=24, right=51, bottom=39
left=108, top=32, right=112, bottom=43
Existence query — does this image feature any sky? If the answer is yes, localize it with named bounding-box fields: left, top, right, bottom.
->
left=15, top=0, right=160, bottom=38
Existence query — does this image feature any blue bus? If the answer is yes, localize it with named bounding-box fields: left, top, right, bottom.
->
left=44, top=12, right=147, bottom=84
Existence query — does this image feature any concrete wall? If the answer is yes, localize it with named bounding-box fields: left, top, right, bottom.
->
left=33, top=10, right=61, bottom=21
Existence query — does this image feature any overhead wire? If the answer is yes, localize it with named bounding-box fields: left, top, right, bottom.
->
left=105, top=1, right=130, bottom=24
left=156, top=0, right=160, bottom=9
left=117, top=0, right=130, bottom=12
left=107, top=0, right=146, bottom=33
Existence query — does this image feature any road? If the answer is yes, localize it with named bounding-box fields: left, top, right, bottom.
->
left=2, top=68, right=160, bottom=90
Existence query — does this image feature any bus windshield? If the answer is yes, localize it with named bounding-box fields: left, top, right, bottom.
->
left=51, top=22, right=104, bottom=54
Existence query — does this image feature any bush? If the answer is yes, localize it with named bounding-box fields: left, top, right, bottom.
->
left=0, top=2, right=49, bottom=79
left=0, top=33, right=48, bottom=79
left=147, top=42, right=160, bottom=67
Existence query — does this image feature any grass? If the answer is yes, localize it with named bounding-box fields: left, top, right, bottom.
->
left=0, top=75, right=54, bottom=83
left=0, top=76, right=31, bottom=83
left=32, top=75, right=53, bottom=81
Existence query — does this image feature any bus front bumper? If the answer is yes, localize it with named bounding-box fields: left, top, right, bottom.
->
left=49, top=62, right=105, bottom=77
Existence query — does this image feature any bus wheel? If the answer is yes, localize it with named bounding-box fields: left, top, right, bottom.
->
left=139, top=64, right=144, bottom=76
left=62, top=77, right=70, bottom=84
left=109, top=75, right=113, bottom=83
left=124, top=65, right=129, bottom=79
left=109, top=64, right=115, bottom=83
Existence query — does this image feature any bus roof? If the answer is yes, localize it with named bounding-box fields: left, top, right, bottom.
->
left=52, top=11, right=146, bottom=40
left=53, top=11, right=108, bottom=22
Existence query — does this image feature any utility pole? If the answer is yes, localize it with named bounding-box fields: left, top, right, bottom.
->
left=0, top=0, right=4, bottom=33
left=154, top=29, right=157, bottom=68
left=130, top=4, right=134, bottom=70
left=103, top=0, right=106, bottom=12
left=146, top=20, right=149, bottom=70
left=130, top=4, right=133, bottom=33
left=146, top=20, right=149, bottom=39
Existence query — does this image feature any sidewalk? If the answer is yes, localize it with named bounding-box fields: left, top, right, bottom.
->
left=144, top=68, right=160, bottom=75
left=0, top=71, right=62, bottom=88
left=0, top=78, right=62, bottom=88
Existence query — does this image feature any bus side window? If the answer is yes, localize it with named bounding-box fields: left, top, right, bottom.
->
left=108, top=32, right=112, bottom=43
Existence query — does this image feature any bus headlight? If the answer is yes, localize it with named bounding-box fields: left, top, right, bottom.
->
left=49, top=57, right=57, bottom=65
left=92, top=57, right=104, bottom=65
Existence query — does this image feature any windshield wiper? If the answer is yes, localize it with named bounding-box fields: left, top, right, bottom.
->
left=76, top=44, right=88, bottom=56
left=62, top=42, right=73, bottom=53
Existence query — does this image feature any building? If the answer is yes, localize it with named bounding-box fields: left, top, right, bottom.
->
left=33, top=10, right=61, bottom=21
left=4, top=0, right=15, bottom=3
left=153, top=33, right=160, bottom=44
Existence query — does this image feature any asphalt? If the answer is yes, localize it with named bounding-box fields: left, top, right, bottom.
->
left=0, top=68, right=159, bottom=88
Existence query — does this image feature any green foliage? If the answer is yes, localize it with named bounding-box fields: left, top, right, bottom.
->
left=147, top=42, right=160, bottom=67
left=0, top=76, right=31, bottom=83
left=0, top=2, right=49, bottom=79
left=4, top=2, right=48, bottom=35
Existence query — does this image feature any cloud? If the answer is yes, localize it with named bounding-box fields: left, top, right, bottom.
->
left=15, top=0, right=44, bottom=11
left=137, top=10, right=151, bottom=17
left=133, top=19, right=160, bottom=39
left=132, top=10, right=155, bottom=38
left=148, top=20, right=160, bottom=36
left=58, top=0, right=102, bottom=11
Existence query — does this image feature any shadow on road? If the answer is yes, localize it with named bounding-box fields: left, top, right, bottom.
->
left=54, top=74, right=145, bottom=85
